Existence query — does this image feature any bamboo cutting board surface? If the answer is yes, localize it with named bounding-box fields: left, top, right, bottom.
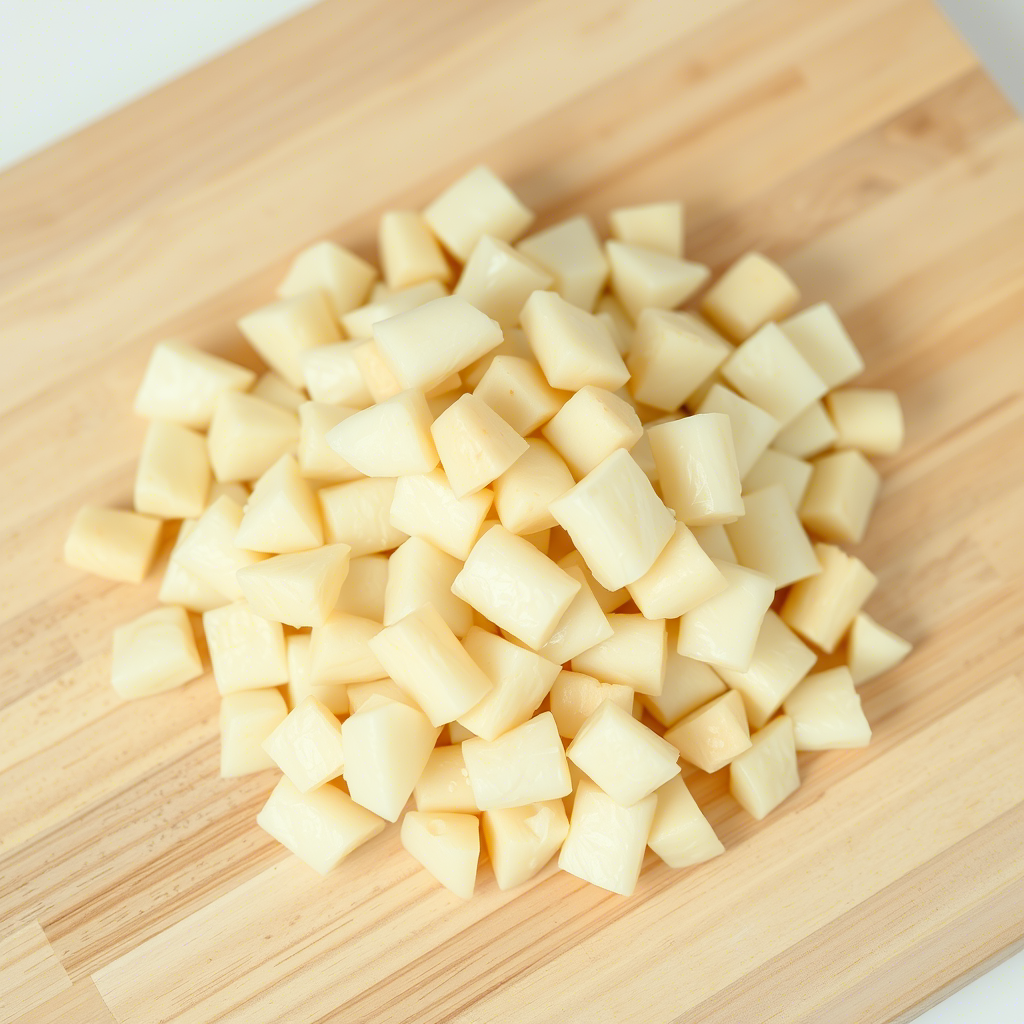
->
left=2, top=0, right=1024, bottom=1020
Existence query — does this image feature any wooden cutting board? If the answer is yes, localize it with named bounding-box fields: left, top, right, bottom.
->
left=2, top=0, right=1024, bottom=1020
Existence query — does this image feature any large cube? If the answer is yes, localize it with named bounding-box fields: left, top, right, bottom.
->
left=389, top=469, right=492, bottom=560
left=664, top=690, right=751, bottom=773
left=401, top=811, right=480, bottom=899
left=516, top=215, right=608, bottom=311
left=647, top=776, right=724, bottom=869
left=65, top=505, right=162, bottom=584
left=236, top=545, right=350, bottom=628
left=482, top=800, right=569, bottom=890
left=571, top=613, right=667, bottom=696
left=454, top=235, right=552, bottom=327
left=729, top=716, right=800, bottom=820
left=111, top=605, right=204, bottom=699
left=783, top=666, right=871, bottom=749
left=473, top=355, right=566, bottom=437
left=319, top=477, right=406, bottom=555
left=235, top=454, right=323, bottom=555
left=605, top=241, right=709, bottom=319
left=207, top=391, right=299, bottom=483
left=825, top=388, right=904, bottom=456
left=780, top=301, right=864, bottom=388
left=799, top=449, right=880, bottom=544
left=203, top=600, right=288, bottom=694
left=541, top=386, right=643, bottom=480
left=700, top=252, right=800, bottom=341
left=134, top=420, right=211, bottom=518
left=263, top=695, right=346, bottom=791
left=384, top=536, right=472, bottom=637
left=277, top=240, right=377, bottom=319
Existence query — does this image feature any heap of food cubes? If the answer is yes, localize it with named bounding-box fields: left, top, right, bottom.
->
left=64, top=167, right=913, bottom=898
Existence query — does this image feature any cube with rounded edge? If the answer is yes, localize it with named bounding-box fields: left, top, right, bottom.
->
left=262, top=695, right=346, bottom=791
left=65, top=505, right=162, bottom=584
left=301, top=342, right=373, bottom=408
left=539, top=565, right=613, bottom=665
left=379, top=210, right=452, bottom=290
left=700, top=251, right=800, bottom=341
left=549, top=449, right=675, bottom=591
left=558, top=779, right=656, bottom=896
left=571, top=613, right=667, bottom=696
left=334, top=553, right=388, bottom=621
left=825, top=388, right=905, bottom=456
left=473, top=355, right=566, bottom=437
left=207, top=391, right=299, bottom=483
left=638, top=624, right=727, bottom=727
left=492, top=438, right=575, bottom=536
left=783, top=666, right=871, bottom=750
left=134, top=420, right=211, bottom=519
left=516, top=215, right=608, bottom=311
left=605, top=241, right=710, bottom=319
left=848, top=612, right=912, bottom=685
left=462, top=712, right=571, bottom=810
left=340, top=280, right=449, bottom=340
left=159, top=520, right=229, bottom=612
left=696, top=384, right=780, bottom=479
left=236, top=544, right=350, bottom=628
left=111, top=605, right=203, bottom=699
left=664, top=690, right=751, bottom=773
left=557, top=549, right=630, bottom=614
left=483, top=800, right=569, bottom=890
left=549, top=669, right=633, bottom=739
left=257, top=777, right=385, bottom=875
left=541, top=386, right=643, bottom=480
left=676, top=560, right=775, bottom=673
left=389, top=469, right=492, bottom=560
left=252, top=371, right=306, bottom=411
left=729, top=715, right=800, bottom=820
left=235, top=454, right=322, bottom=554
left=309, top=612, right=385, bottom=685
left=690, top=523, right=736, bottom=563
left=220, top=689, right=288, bottom=777
left=743, top=448, right=812, bottom=509
left=174, top=496, right=264, bottom=600
left=277, top=240, right=377, bottom=319
left=454, top=235, right=552, bottom=327
left=319, top=477, right=406, bottom=555
left=401, top=811, right=480, bottom=899
left=519, top=291, right=629, bottom=393
left=384, top=536, right=472, bottom=637
left=133, top=340, right=255, bottom=429
left=423, top=165, right=534, bottom=262
left=648, top=776, right=724, bottom=868
left=203, top=600, right=288, bottom=694
left=772, top=400, right=837, bottom=458
left=780, top=302, right=864, bottom=388
left=285, top=633, right=348, bottom=715
left=567, top=700, right=680, bottom=806
left=297, top=402, right=362, bottom=482
left=609, top=201, right=684, bottom=257
left=799, top=449, right=880, bottom=544
left=648, top=414, right=744, bottom=525
left=414, top=743, right=479, bottom=813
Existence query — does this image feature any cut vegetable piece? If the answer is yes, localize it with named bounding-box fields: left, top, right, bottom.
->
left=297, top=402, right=362, bottom=482
left=111, top=605, right=203, bottom=699
left=454, top=235, right=552, bottom=326
left=558, top=779, right=656, bottom=896
left=664, top=690, right=751, bottom=773
left=461, top=326, right=534, bottom=390
left=772, top=400, right=837, bottom=458
left=309, top=612, right=385, bottom=685
left=277, top=240, right=377, bottom=319
left=516, top=215, right=608, bottom=311
left=263, top=695, right=346, bottom=791
left=783, top=667, right=871, bottom=750
left=483, top=800, right=569, bottom=890
left=556, top=549, right=630, bottom=614
left=414, top=744, right=479, bottom=813
left=133, top=340, right=255, bottom=429
left=207, top=391, right=299, bottom=483
left=134, top=420, right=211, bottom=518
left=237, top=544, right=350, bottom=628
left=340, top=280, right=448, bottom=339
left=781, top=543, right=876, bottom=653
left=539, top=565, right=613, bottom=665
left=648, top=776, right=724, bottom=868
left=648, top=414, right=744, bottom=525
left=743, top=448, right=812, bottom=509
left=462, top=712, right=571, bottom=810
left=571, top=613, right=667, bottom=696
left=492, top=438, right=574, bottom=536
left=285, top=633, right=348, bottom=715
left=301, top=342, right=374, bottom=407
left=65, top=505, right=162, bottom=584
left=174, top=496, right=264, bottom=600
left=847, top=612, right=912, bottom=685
left=379, top=210, right=452, bottom=290
left=423, top=165, right=534, bottom=261
left=541, top=386, right=643, bottom=480
left=384, top=536, right=472, bottom=637
left=780, top=301, right=864, bottom=388
left=257, top=777, right=385, bottom=875
left=729, top=715, right=800, bottom=819
left=608, top=201, right=684, bottom=257
left=252, top=371, right=305, bottom=411
left=700, top=251, right=800, bottom=341
left=319, top=477, right=406, bottom=555
left=605, top=241, right=710, bottom=319
left=799, top=449, right=880, bottom=544
left=333, top=553, right=388, bottom=621
left=676, top=560, right=775, bottom=672
left=220, top=689, right=288, bottom=777
left=549, top=449, right=675, bottom=590
left=639, top=625, right=727, bottom=727
left=689, top=523, right=736, bottom=563
left=567, top=700, right=680, bottom=806
left=159, top=520, right=228, bottom=613
left=520, top=290, right=629, bottom=392
left=825, top=388, right=905, bottom=456
left=350, top=339, right=403, bottom=404
left=457, top=627, right=560, bottom=740
left=235, top=455, right=323, bottom=554
left=473, top=355, right=566, bottom=437
left=390, top=469, right=492, bottom=560
left=549, top=670, right=633, bottom=740
left=203, top=600, right=288, bottom=694
left=696, top=384, right=780, bottom=478
left=401, top=811, right=480, bottom=899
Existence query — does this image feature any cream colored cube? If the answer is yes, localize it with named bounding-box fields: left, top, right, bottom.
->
left=627, top=522, right=727, bottom=619
left=203, top=600, right=288, bottom=694
left=385, top=536, right=472, bottom=637
left=596, top=294, right=634, bottom=353
left=541, top=386, right=643, bottom=480
left=474, top=355, right=566, bottom=437
left=847, top=612, right=912, bottom=685
left=648, top=414, right=744, bottom=525
left=134, top=420, right=211, bottom=519
left=301, top=342, right=373, bottom=408
left=453, top=525, right=580, bottom=649
left=780, top=302, right=864, bottom=388
left=664, top=690, right=751, bottom=773
left=701, top=251, right=800, bottom=341
left=159, top=520, right=229, bottom=613
left=690, top=523, right=736, bottom=563
left=111, top=605, right=203, bottom=699
left=455, top=235, right=552, bottom=327
left=207, top=392, right=299, bottom=483
left=220, top=689, right=288, bottom=777
left=492, top=438, right=575, bottom=536
left=549, top=670, right=633, bottom=739
left=567, top=700, right=680, bottom=806
left=627, top=309, right=731, bottom=412
left=539, top=565, right=613, bottom=665
left=638, top=626, right=727, bottom=727
left=558, top=779, right=656, bottom=896
left=772, top=400, right=837, bottom=458
left=556, top=549, right=630, bottom=614
left=297, top=402, right=361, bottom=482
left=781, top=543, right=876, bottom=653
left=457, top=627, right=560, bottom=740
left=348, top=678, right=422, bottom=714
left=252, top=371, right=306, bottom=411
left=285, top=633, right=348, bottom=715
left=342, top=697, right=441, bottom=821
left=648, top=776, right=724, bottom=868
left=257, top=777, right=385, bottom=875
left=721, top=323, right=827, bottom=427
left=572, top=613, right=666, bottom=696
left=424, top=165, right=534, bottom=261
left=235, top=455, right=323, bottom=554
left=389, top=469, right=492, bottom=560
left=483, top=800, right=569, bottom=890
left=350, top=339, right=403, bottom=404
left=743, top=448, right=812, bottom=509
left=715, top=611, right=816, bottom=729
left=319, top=477, right=406, bottom=555
left=277, top=240, right=377, bottom=319
left=332, top=553, right=387, bottom=621
left=133, top=340, right=255, bottom=430
left=401, top=811, right=480, bottom=899
left=825, top=388, right=905, bottom=456
left=729, top=715, right=800, bottom=820
left=696, top=385, right=780, bottom=478
left=238, top=291, right=341, bottom=389
left=461, top=325, right=534, bottom=390
left=309, top=612, right=385, bottom=685
left=463, top=712, right=571, bottom=810
left=609, top=201, right=684, bottom=257
left=236, top=544, right=350, bottom=628
left=676, top=560, right=775, bottom=672
left=65, top=505, right=162, bottom=584
left=261, top=694, right=345, bottom=792
left=519, top=290, right=629, bottom=392
left=174, top=496, right=264, bottom=600
left=800, top=449, right=880, bottom=544
left=414, top=743, right=479, bottom=813
left=549, top=449, right=675, bottom=590
left=516, top=215, right=608, bottom=311
left=605, top=241, right=710, bottom=319
left=340, top=280, right=448, bottom=340
left=783, top=667, right=871, bottom=750
left=379, top=210, right=452, bottom=290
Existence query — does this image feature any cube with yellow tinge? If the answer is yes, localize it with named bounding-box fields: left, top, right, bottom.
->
left=111, top=605, right=203, bottom=699
left=65, top=505, right=162, bottom=584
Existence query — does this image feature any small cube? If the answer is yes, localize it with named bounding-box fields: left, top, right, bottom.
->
left=639, top=626, right=727, bottom=727
left=389, top=469, right=492, bottom=560
left=783, top=667, right=871, bottom=749
left=799, top=449, right=880, bottom=544
left=401, top=811, right=480, bottom=899
left=301, top=341, right=373, bottom=407
left=174, top=495, right=264, bottom=600
left=384, top=536, right=472, bottom=637
left=206, top=391, right=299, bottom=483
left=237, top=544, right=351, bottom=628
left=541, top=386, right=643, bottom=480
left=263, top=695, right=346, bottom=791
left=742, top=448, right=813, bottom=509
left=297, top=401, right=362, bottom=482
left=605, top=241, right=710, bottom=319
left=729, top=715, right=800, bottom=820
left=111, top=605, right=203, bottom=699
left=220, top=689, right=289, bottom=777
left=203, top=600, right=288, bottom=694
left=454, top=235, right=553, bottom=327
left=473, top=355, right=566, bottom=437
left=516, top=215, right=608, bottom=311
left=309, top=612, right=385, bottom=685
left=235, top=454, right=323, bottom=554
left=65, top=506, right=162, bottom=584
left=285, top=633, right=348, bottom=715
left=647, top=776, right=724, bottom=869
left=780, top=302, right=864, bottom=388
left=664, top=690, right=751, bottom=773
left=538, top=565, right=614, bottom=665
left=571, top=613, right=667, bottom=696
left=158, top=520, right=229, bottom=613
left=334, top=554, right=389, bottom=621
left=319, top=477, right=406, bottom=555
left=378, top=210, right=452, bottom=290
left=696, top=384, right=780, bottom=479
left=701, top=251, right=800, bottom=341
left=847, top=612, right=912, bottom=685
left=825, top=388, right=905, bottom=456
left=134, top=420, right=211, bottom=518
left=277, top=240, right=377, bottom=319
left=340, top=280, right=449, bottom=340
left=482, top=800, right=569, bottom=890
left=772, top=400, right=837, bottom=459
left=414, top=744, right=479, bottom=813
left=549, top=669, right=634, bottom=740
left=251, top=371, right=306, bottom=411
left=492, top=438, right=575, bottom=536
left=608, top=201, right=684, bottom=257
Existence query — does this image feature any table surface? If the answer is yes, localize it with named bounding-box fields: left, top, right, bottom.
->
left=2, top=1, right=1024, bottom=1022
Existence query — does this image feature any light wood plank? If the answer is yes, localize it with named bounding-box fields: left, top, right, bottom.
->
left=0, top=922, right=70, bottom=1024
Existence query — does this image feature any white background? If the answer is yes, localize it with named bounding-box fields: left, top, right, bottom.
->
left=2, top=1, right=1022, bottom=1020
